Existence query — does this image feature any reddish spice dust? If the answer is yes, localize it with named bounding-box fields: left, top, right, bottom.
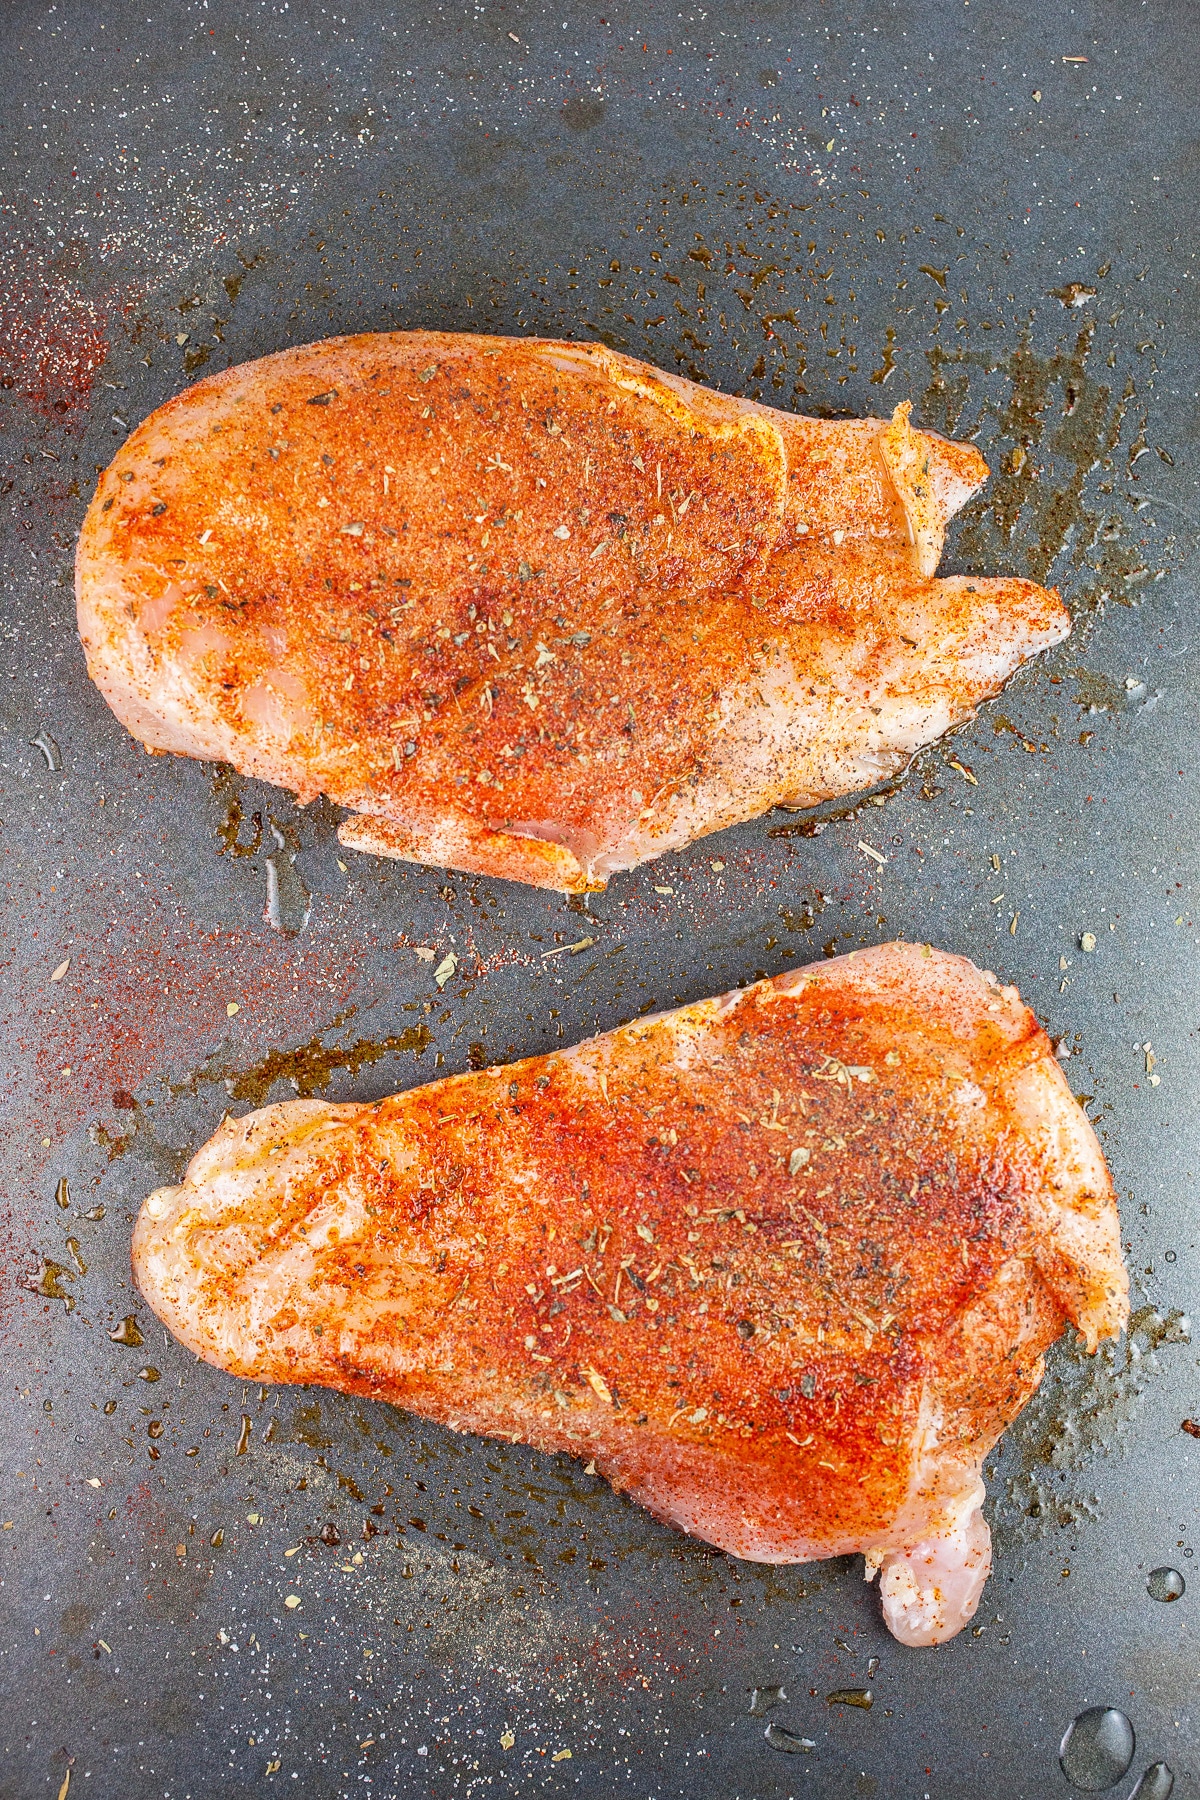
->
left=22, top=927, right=381, bottom=1145
left=0, top=264, right=109, bottom=416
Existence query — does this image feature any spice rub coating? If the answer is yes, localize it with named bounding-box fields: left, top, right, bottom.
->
left=78, top=332, right=1069, bottom=890
left=134, top=943, right=1125, bottom=1644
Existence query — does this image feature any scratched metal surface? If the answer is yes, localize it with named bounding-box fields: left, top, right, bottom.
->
left=1, top=2, right=1198, bottom=1796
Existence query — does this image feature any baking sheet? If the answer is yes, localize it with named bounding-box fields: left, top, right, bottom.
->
left=1, top=1, right=1198, bottom=1794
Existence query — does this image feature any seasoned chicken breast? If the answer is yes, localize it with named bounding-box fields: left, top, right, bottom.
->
left=133, top=943, right=1126, bottom=1644
left=78, top=332, right=1069, bottom=891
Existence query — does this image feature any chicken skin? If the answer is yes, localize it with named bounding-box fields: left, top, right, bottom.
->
left=78, top=332, right=1069, bottom=891
left=133, top=943, right=1125, bottom=1644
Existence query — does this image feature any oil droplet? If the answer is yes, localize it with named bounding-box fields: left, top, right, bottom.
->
left=55, top=1176, right=71, bottom=1209
left=108, top=1315, right=143, bottom=1347
left=826, top=1688, right=873, bottom=1710
left=869, top=326, right=897, bottom=386
left=235, top=1413, right=252, bottom=1454
left=211, top=767, right=263, bottom=857
left=1129, top=1762, right=1174, bottom=1800
left=764, top=1724, right=814, bottom=1754
left=1147, top=1567, right=1185, bottom=1602
left=32, top=1260, right=74, bottom=1309
left=265, top=823, right=312, bottom=936
left=749, top=1685, right=786, bottom=1717
left=193, top=1015, right=432, bottom=1106
left=103, top=1399, right=117, bottom=1415
left=1059, top=1707, right=1135, bottom=1790
left=210, top=1528, right=224, bottom=1547
left=138, top=1367, right=161, bottom=1384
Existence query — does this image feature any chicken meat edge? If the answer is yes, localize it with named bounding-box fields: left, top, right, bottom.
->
left=77, top=330, right=1070, bottom=892
left=132, top=943, right=1126, bottom=1647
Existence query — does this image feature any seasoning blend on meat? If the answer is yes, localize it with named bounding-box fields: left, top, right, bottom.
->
left=78, top=332, right=1069, bottom=890
left=133, top=944, right=1126, bottom=1645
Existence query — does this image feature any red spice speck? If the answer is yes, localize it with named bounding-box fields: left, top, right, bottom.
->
left=0, top=259, right=109, bottom=416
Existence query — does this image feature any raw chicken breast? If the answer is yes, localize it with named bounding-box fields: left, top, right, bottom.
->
left=78, top=332, right=1069, bottom=891
left=133, top=943, right=1126, bottom=1645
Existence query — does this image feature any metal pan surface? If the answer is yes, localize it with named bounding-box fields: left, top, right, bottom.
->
left=1, top=2, right=1197, bottom=1795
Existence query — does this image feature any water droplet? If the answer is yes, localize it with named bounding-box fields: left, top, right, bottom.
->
left=749, top=1685, right=786, bottom=1717
left=826, top=1688, right=873, bottom=1710
left=1147, top=1567, right=1185, bottom=1602
left=265, top=824, right=311, bottom=935
left=1129, top=1762, right=1174, bottom=1800
left=1059, top=1707, right=1135, bottom=1790
left=764, top=1724, right=814, bottom=1754
left=31, top=730, right=62, bottom=771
